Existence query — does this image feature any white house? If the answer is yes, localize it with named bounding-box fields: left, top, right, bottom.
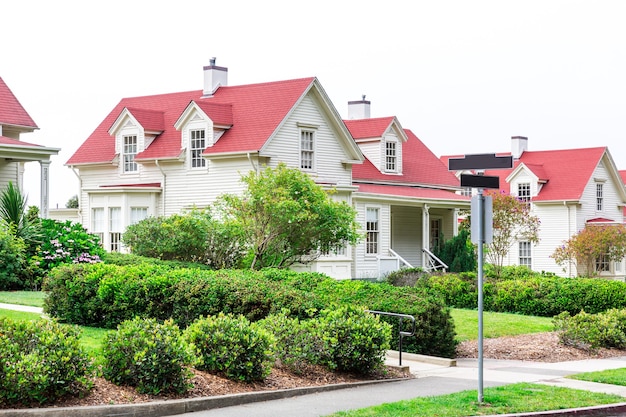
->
left=0, top=77, right=60, bottom=217
left=66, top=60, right=469, bottom=279
left=446, top=136, right=626, bottom=278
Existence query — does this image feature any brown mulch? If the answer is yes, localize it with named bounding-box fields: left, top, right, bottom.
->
left=455, top=331, right=626, bottom=362
left=2, top=364, right=406, bottom=410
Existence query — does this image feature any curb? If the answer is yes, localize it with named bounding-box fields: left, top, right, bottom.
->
left=479, top=402, right=626, bottom=417
left=386, top=350, right=457, bottom=367
left=0, top=378, right=409, bottom=417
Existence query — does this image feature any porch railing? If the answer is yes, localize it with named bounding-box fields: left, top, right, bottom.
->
left=388, top=248, right=413, bottom=269
left=422, top=248, right=448, bottom=272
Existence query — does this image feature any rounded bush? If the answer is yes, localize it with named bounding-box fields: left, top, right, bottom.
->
left=102, top=317, right=195, bottom=395
left=0, top=317, right=93, bottom=405
left=184, top=313, right=275, bottom=382
left=315, top=305, right=392, bottom=374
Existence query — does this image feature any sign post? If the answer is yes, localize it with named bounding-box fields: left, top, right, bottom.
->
left=449, top=153, right=512, bottom=403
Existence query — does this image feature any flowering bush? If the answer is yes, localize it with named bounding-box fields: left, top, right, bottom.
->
left=38, top=219, right=104, bottom=272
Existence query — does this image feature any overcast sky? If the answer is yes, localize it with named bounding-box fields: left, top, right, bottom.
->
left=2, top=0, right=625, bottom=209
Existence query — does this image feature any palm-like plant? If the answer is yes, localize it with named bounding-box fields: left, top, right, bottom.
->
left=0, top=182, right=41, bottom=251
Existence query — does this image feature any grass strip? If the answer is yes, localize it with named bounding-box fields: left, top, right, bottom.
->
left=327, top=383, right=624, bottom=417
left=0, top=290, right=46, bottom=307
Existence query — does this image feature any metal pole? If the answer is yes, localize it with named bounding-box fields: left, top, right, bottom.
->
left=477, top=190, right=484, bottom=403
left=399, top=317, right=403, bottom=366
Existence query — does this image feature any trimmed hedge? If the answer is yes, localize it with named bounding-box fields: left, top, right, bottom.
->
left=43, top=264, right=457, bottom=358
left=421, top=273, right=626, bottom=317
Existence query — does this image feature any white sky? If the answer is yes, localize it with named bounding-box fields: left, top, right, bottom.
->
left=2, top=0, right=625, bottom=208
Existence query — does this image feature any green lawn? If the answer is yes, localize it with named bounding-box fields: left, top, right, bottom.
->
left=0, top=290, right=46, bottom=307
left=450, top=308, right=554, bottom=341
left=326, top=383, right=623, bottom=417
left=570, top=368, right=626, bottom=386
left=0, top=308, right=108, bottom=359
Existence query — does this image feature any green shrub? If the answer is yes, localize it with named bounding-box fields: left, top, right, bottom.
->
left=434, top=229, right=476, bottom=273
left=184, top=313, right=275, bottom=382
left=553, top=309, right=626, bottom=351
left=256, top=311, right=323, bottom=374
left=102, top=317, right=195, bottom=395
left=0, top=317, right=93, bottom=405
left=0, top=223, right=26, bottom=290
left=386, top=267, right=430, bottom=287
left=101, top=251, right=212, bottom=270
left=39, top=219, right=104, bottom=271
left=313, top=305, right=392, bottom=374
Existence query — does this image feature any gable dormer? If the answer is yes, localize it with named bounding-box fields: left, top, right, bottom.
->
left=506, top=162, right=547, bottom=201
left=108, top=107, right=164, bottom=173
left=174, top=101, right=233, bottom=169
left=344, top=115, right=407, bottom=175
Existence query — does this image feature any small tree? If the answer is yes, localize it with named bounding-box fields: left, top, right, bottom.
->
left=218, top=163, right=362, bottom=270
left=66, top=195, right=79, bottom=209
left=434, top=229, right=476, bottom=272
left=484, top=190, right=540, bottom=277
left=551, top=224, right=626, bottom=277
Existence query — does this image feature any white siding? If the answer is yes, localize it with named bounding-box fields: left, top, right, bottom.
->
left=354, top=200, right=390, bottom=279
left=263, top=94, right=353, bottom=187
left=390, top=206, right=422, bottom=267
left=0, top=160, right=18, bottom=190
left=359, top=141, right=381, bottom=171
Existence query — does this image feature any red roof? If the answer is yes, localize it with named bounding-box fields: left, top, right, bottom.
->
left=351, top=126, right=460, bottom=188
left=356, top=183, right=469, bottom=201
left=620, top=170, right=626, bottom=184
left=67, top=78, right=315, bottom=165
left=0, top=77, right=37, bottom=129
left=344, top=117, right=395, bottom=140
left=0, top=136, right=42, bottom=147
left=126, top=108, right=165, bottom=132
left=484, top=147, right=608, bottom=201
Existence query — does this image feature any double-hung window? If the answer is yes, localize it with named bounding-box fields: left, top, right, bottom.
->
left=519, top=241, right=532, bottom=268
left=123, top=135, right=138, bottom=173
left=596, top=183, right=604, bottom=211
left=190, top=129, right=206, bottom=168
left=385, top=141, right=397, bottom=172
left=300, top=130, right=314, bottom=170
left=518, top=183, right=530, bottom=203
left=91, top=208, right=105, bottom=247
left=596, top=254, right=610, bottom=273
left=366, top=208, right=379, bottom=255
left=109, top=207, right=122, bottom=252
left=130, top=207, right=148, bottom=225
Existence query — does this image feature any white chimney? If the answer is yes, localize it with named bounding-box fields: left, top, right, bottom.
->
left=203, top=57, right=228, bottom=97
left=511, top=136, right=528, bottom=159
left=348, top=95, right=371, bottom=119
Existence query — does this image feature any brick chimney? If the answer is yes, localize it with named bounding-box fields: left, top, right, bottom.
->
left=348, top=95, right=371, bottom=119
left=511, top=136, right=528, bottom=159
left=203, top=57, right=228, bottom=97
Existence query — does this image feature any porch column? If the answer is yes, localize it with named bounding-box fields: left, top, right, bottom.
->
left=39, top=160, right=51, bottom=218
left=422, top=204, right=430, bottom=266
left=453, top=208, right=459, bottom=236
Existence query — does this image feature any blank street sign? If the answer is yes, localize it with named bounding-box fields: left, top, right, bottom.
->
left=461, top=174, right=500, bottom=189
left=448, top=153, right=513, bottom=171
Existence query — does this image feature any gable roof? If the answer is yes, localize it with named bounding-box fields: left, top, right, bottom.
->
left=0, top=77, right=37, bottom=129
left=344, top=117, right=396, bottom=140
left=484, top=147, right=609, bottom=202
left=67, top=77, right=319, bottom=165
left=351, top=127, right=460, bottom=189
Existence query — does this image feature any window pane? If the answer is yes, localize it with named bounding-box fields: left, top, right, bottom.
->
left=130, top=207, right=148, bottom=225
left=190, top=130, right=206, bottom=168
left=366, top=208, right=379, bottom=254
left=385, top=141, right=396, bottom=171
left=300, top=130, right=314, bottom=170
left=596, top=183, right=603, bottom=211
left=519, top=241, right=531, bottom=268
left=123, top=135, right=138, bottom=172
left=518, top=183, right=530, bottom=202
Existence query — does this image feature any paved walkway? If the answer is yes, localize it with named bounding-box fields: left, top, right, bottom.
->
left=3, top=302, right=626, bottom=416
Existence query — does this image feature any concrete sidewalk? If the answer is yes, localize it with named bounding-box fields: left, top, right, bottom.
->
left=0, top=302, right=44, bottom=314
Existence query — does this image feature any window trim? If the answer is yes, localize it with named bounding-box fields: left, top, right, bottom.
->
left=123, top=135, right=138, bottom=173
left=365, top=207, right=380, bottom=255
left=384, top=140, right=398, bottom=173
left=299, top=128, right=315, bottom=171
left=517, top=182, right=531, bottom=203
left=190, top=129, right=206, bottom=169
left=519, top=241, right=532, bottom=268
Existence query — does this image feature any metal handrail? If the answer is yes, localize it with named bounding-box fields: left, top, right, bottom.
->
left=365, top=310, right=415, bottom=366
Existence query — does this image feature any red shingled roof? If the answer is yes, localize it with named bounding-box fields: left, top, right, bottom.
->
left=350, top=124, right=460, bottom=188
left=344, top=117, right=395, bottom=140
left=484, top=147, right=607, bottom=202
left=0, top=136, right=42, bottom=147
left=0, top=77, right=37, bottom=129
left=67, top=78, right=315, bottom=165
left=125, top=108, right=165, bottom=132
left=356, top=183, right=469, bottom=201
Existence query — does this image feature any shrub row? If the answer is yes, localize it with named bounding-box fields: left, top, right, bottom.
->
left=43, top=263, right=456, bottom=357
left=419, top=273, right=626, bottom=317
left=0, top=318, right=93, bottom=406
left=554, top=309, right=626, bottom=351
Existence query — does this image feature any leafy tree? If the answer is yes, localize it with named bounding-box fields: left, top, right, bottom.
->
left=551, top=224, right=626, bottom=277
left=484, top=190, right=540, bottom=277
left=218, top=163, right=362, bottom=270
left=434, top=229, right=476, bottom=272
left=66, top=195, right=79, bottom=208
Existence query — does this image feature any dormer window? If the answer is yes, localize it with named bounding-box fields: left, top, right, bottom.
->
left=190, top=129, right=206, bottom=168
left=518, top=183, right=530, bottom=202
left=385, top=140, right=397, bottom=172
left=300, top=129, right=315, bottom=170
left=123, top=135, right=137, bottom=173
